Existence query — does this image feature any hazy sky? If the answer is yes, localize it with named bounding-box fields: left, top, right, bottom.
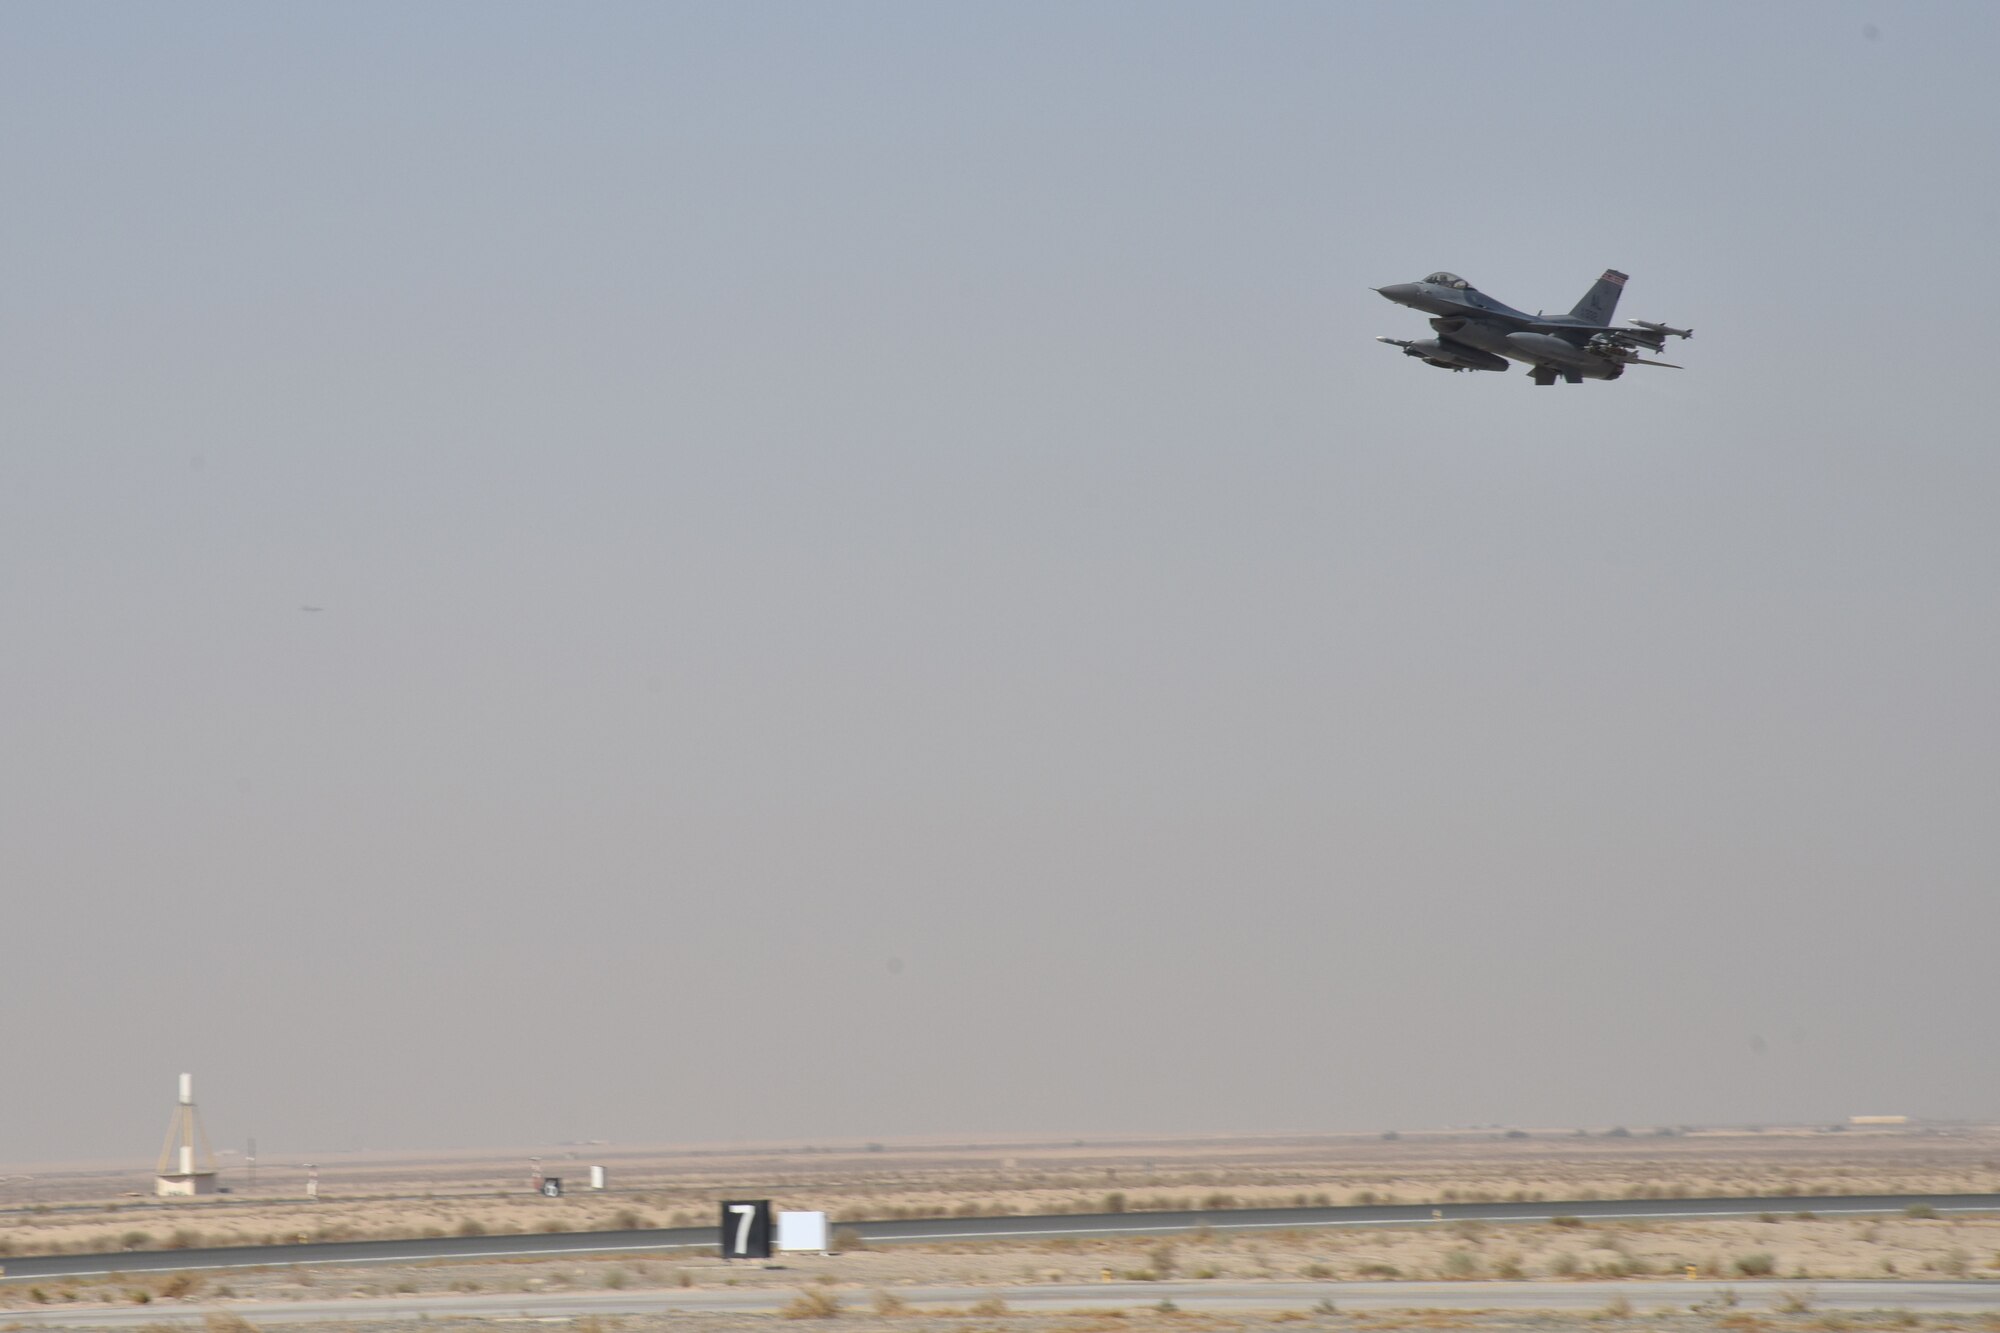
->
left=6, top=2, right=1998, bottom=1165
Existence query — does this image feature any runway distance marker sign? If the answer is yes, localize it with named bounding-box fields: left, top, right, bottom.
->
left=720, top=1199, right=773, bottom=1259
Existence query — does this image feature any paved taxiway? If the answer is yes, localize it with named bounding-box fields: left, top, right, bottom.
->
left=4, top=1279, right=2000, bottom=1328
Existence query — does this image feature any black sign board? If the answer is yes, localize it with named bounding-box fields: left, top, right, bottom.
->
left=719, top=1199, right=773, bottom=1259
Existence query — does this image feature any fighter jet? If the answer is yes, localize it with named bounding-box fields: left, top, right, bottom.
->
left=1375, top=270, right=1690, bottom=385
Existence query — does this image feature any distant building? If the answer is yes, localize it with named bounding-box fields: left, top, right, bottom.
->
left=1847, top=1114, right=1910, bottom=1126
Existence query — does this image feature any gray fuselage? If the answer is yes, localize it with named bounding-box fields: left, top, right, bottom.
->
left=1375, top=273, right=1624, bottom=382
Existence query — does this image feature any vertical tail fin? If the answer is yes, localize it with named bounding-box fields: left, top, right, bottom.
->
left=1569, top=269, right=1628, bottom=324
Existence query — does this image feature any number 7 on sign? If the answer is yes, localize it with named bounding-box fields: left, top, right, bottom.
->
left=719, top=1199, right=771, bottom=1260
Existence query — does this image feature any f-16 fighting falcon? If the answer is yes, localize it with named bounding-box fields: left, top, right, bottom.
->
left=1375, top=270, right=1690, bottom=385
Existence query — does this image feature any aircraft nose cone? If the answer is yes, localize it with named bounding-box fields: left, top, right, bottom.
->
left=1375, top=283, right=1421, bottom=305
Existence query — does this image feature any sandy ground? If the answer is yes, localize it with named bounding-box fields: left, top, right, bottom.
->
left=4, top=1211, right=2000, bottom=1309
left=7, top=1127, right=2000, bottom=1259
left=7, top=1128, right=2000, bottom=1333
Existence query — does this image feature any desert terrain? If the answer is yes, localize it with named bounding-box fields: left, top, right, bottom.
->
left=7, top=1125, right=2000, bottom=1258
left=4, top=1128, right=1999, bottom=1330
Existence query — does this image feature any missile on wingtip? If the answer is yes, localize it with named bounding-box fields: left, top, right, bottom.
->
left=1628, top=319, right=1693, bottom=339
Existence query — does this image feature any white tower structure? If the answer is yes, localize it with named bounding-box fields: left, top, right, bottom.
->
left=155, top=1073, right=219, bottom=1197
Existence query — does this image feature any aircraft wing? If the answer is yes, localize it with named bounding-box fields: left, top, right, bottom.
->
left=1521, top=322, right=1647, bottom=335
left=1521, top=321, right=1688, bottom=355
left=1523, top=320, right=1692, bottom=344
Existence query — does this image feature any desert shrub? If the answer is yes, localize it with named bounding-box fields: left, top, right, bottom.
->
left=1905, top=1204, right=1940, bottom=1219
left=603, top=1268, right=630, bottom=1289
left=783, top=1288, right=842, bottom=1319
left=1149, top=1243, right=1177, bottom=1278
left=1302, top=1263, right=1333, bottom=1279
left=1598, top=1296, right=1631, bottom=1318
left=970, top=1297, right=1008, bottom=1316
left=203, top=1314, right=260, bottom=1333
left=121, top=1230, right=155, bottom=1249
left=1548, top=1253, right=1580, bottom=1278
left=613, top=1209, right=647, bottom=1229
left=166, top=1228, right=203, bottom=1249
left=832, top=1227, right=867, bottom=1252
left=1734, top=1253, right=1777, bottom=1277
left=1442, top=1250, right=1479, bottom=1278
left=159, top=1272, right=204, bottom=1299
left=1354, top=1262, right=1400, bottom=1278
left=456, top=1218, right=487, bottom=1237
left=127, top=1289, right=153, bottom=1304
left=1102, top=1192, right=1128, bottom=1213
left=1774, top=1288, right=1813, bottom=1313
left=872, top=1290, right=908, bottom=1315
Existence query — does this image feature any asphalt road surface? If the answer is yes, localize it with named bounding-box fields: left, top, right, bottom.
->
left=4, top=1279, right=2000, bottom=1327
left=3, top=1193, right=1997, bottom=1281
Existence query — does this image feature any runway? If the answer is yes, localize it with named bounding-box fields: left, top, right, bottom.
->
left=3, top=1193, right=1997, bottom=1281
left=3, top=1278, right=1999, bottom=1327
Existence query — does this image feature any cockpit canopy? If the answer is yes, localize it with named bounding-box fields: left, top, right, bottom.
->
left=1425, top=271, right=1472, bottom=289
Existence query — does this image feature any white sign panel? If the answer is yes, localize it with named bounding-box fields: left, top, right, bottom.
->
left=776, top=1210, right=829, bottom=1253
